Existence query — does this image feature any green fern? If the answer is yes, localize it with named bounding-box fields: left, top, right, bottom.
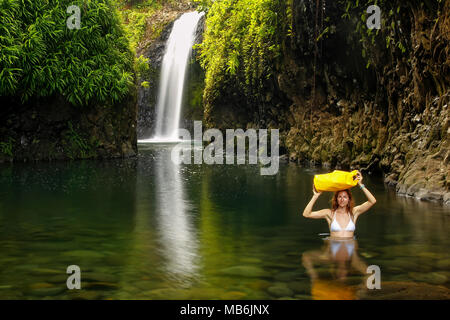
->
left=0, top=0, right=135, bottom=106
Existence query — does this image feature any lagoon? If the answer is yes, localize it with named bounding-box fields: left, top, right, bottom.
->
left=0, top=144, right=448, bottom=299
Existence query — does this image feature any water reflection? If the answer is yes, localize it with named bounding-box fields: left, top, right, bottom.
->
left=153, top=145, right=199, bottom=283
left=302, top=238, right=368, bottom=300
left=0, top=143, right=448, bottom=299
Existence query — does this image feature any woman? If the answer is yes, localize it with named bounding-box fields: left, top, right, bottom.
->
left=302, top=171, right=376, bottom=239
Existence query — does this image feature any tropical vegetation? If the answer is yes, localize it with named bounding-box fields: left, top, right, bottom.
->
left=0, top=0, right=135, bottom=106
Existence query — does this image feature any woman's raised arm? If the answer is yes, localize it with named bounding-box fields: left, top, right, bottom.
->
left=353, top=171, right=377, bottom=218
left=303, top=186, right=331, bottom=219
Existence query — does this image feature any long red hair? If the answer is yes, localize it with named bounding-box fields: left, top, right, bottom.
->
left=331, top=189, right=355, bottom=218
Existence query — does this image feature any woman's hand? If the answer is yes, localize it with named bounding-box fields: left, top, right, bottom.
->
left=355, top=171, right=363, bottom=185
left=313, top=184, right=322, bottom=196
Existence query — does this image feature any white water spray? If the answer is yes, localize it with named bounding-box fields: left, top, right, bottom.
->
left=139, top=11, right=204, bottom=143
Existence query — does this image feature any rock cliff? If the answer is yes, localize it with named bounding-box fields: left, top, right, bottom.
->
left=0, top=92, right=137, bottom=162
left=200, top=0, right=449, bottom=204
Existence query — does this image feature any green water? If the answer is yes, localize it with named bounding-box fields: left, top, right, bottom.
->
left=0, top=145, right=449, bottom=299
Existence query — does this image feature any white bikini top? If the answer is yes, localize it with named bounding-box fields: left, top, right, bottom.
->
left=330, top=211, right=355, bottom=232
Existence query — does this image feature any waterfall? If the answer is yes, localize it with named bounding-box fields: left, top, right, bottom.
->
left=140, top=11, right=204, bottom=143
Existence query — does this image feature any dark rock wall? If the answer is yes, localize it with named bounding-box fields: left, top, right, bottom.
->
left=282, top=0, right=382, bottom=168
left=285, top=0, right=449, bottom=203
left=202, top=0, right=449, bottom=203
left=137, top=18, right=176, bottom=139
left=284, top=0, right=449, bottom=203
left=0, top=91, right=137, bottom=162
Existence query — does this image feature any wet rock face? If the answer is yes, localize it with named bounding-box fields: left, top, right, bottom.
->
left=137, top=19, right=176, bottom=139
left=193, top=14, right=205, bottom=46
left=0, top=92, right=137, bottom=162
left=281, top=0, right=382, bottom=171
left=202, top=0, right=448, bottom=202
left=373, top=2, right=450, bottom=203
left=266, top=1, right=450, bottom=202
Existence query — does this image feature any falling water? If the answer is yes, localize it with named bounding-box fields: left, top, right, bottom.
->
left=140, top=11, right=204, bottom=143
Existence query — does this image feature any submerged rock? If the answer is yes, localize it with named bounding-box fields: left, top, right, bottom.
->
left=28, top=286, right=66, bottom=297
left=30, top=268, right=63, bottom=276
left=273, top=271, right=303, bottom=282
left=240, top=257, right=263, bottom=264
left=220, top=291, right=248, bottom=300
left=287, top=281, right=310, bottom=294
left=357, top=281, right=450, bottom=300
left=245, top=280, right=271, bottom=291
left=67, top=290, right=104, bottom=300
left=186, top=287, right=226, bottom=300
left=267, top=284, right=294, bottom=298
left=81, top=272, right=118, bottom=283
left=278, top=296, right=297, bottom=300
left=294, top=294, right=312, bottom=300
left=29, top=283, right=54, bottom=290
left=83, top=282, right=119, bottom=290
left=436, top=258, right=450, bottom=270
left=218, top=265, right=271, bottom=278
left=141, top=288, right=190, bottom=300
left=62, top=250, right=105, bottom=259
left=408, top=272, right=448, bottom=285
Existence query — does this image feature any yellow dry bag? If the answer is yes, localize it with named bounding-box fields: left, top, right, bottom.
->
left=313, top=170, right=359, bottom=192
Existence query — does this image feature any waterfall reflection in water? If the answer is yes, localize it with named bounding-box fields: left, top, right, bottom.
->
left=153, top=146, right=199, bottom=283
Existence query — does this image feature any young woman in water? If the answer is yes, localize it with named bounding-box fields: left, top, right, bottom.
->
left=301, top=171, right=376, bottom=299
left=302, top=171, right=377, bottom=239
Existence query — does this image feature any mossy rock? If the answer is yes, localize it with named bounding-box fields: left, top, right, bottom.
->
left=357, top=281, right=450, bottom=300
left=267, top=285, right=294, bottom=298
left=218, top=265, right=271, bottom=278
